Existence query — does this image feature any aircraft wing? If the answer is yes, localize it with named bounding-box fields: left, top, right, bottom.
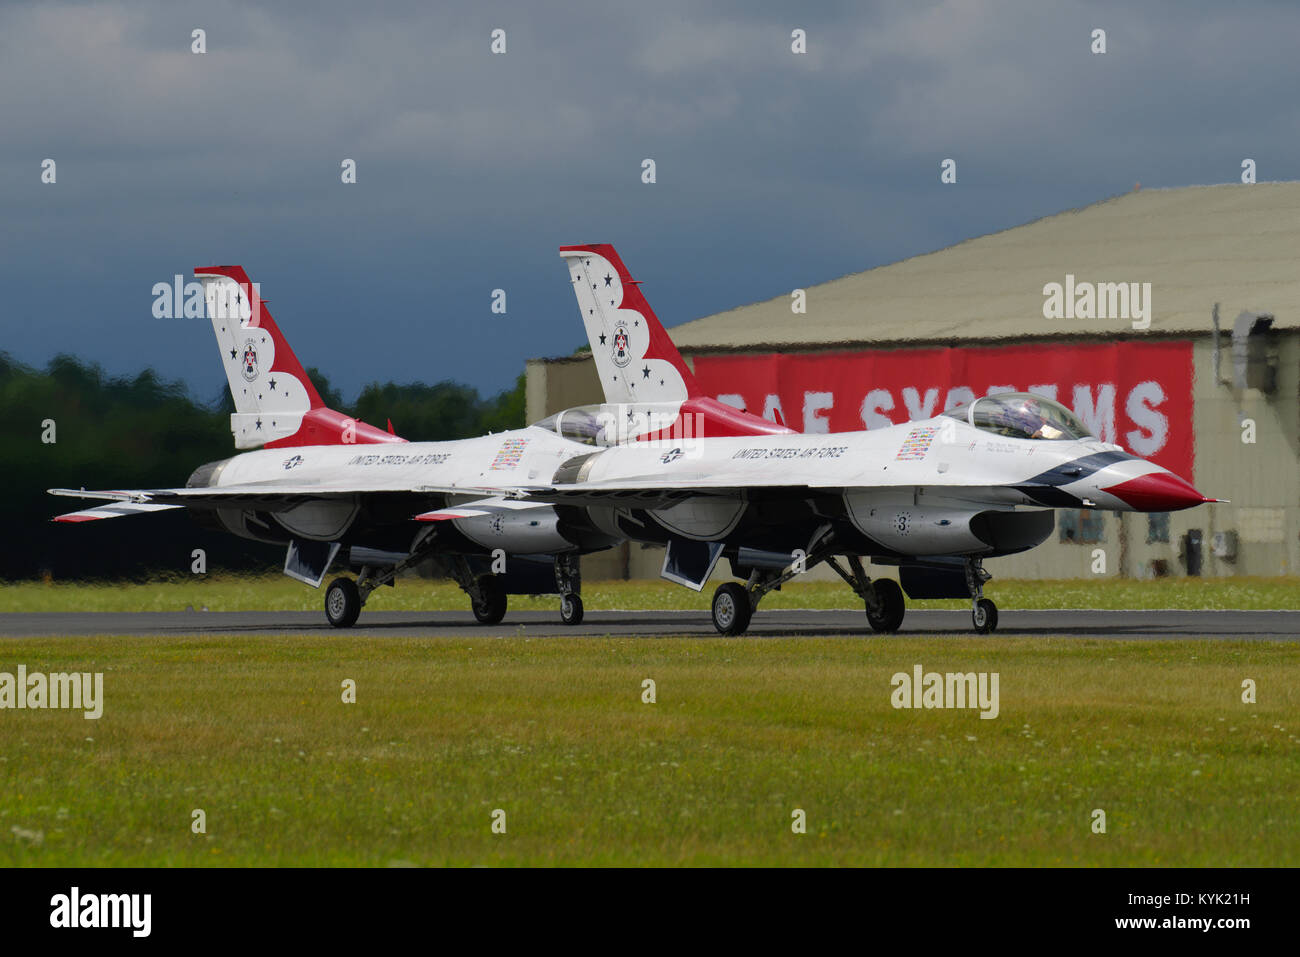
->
left=48, top=482, right=503, bottom=517
left=49, top=478, right=810, bottom=521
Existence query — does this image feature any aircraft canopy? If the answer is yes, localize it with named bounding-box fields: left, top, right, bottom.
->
left=530, top=406, right=609, bottom=446
left=945, top=392, right=1094, bottom=441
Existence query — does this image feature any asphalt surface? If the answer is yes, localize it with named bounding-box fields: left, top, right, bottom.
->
left=1, top=608, right=1297, bottom=639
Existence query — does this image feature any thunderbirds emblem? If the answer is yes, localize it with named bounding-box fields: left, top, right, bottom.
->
left=611, top=322, right=631, bottom=368
left=241, top=339, right=259, bottom=381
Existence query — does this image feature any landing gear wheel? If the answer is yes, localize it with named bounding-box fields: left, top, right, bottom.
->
left=472, top=576, right=507, bottom=625
left=866, top=578, right=905, bottom=633
left=712, top=582, right=753, bottom=636
left=972, top=598, right=998, bottom=634
left=560, top=593, right=584, bottom=626
left=324, top=577, right=361, bottom=629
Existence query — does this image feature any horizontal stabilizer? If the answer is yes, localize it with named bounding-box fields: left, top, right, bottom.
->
left=53, top=502, right=181, bottom=523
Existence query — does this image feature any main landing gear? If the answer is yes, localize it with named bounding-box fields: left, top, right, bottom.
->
left=710, top=538, right=840, bottom=636
left=471, top=574, right=508, bottom=625
left=711, top=582, right=752, bottom=636
left=710, top=552, right=996, bottom=637
left=449, top=552, right=584, bottom=627
left=324, top=551, right=587, bottom=629
left=325, top=538, right=437, bottom=628
left=710, top=551, right=908, bottom=637
left=325, top=576, right=362, bottom=628
left=832, top=555, right=997, bottom=635
left=825, top=554, right=904, bottom=633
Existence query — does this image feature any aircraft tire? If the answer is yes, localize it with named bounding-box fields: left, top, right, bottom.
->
left=560, top=593, right=584, bottom=626
left=866, top=579, right=905, bottom=633
left=712, top=582, right=752, bottom=636
left=472, top=576, right=508, bottom=625
left=972, top=598, right=998, bottom=634
left=325, top=577, right=362, bottom=629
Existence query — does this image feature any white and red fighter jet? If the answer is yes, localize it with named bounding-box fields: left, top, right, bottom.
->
left=546, top=243, right=1222, bottom=633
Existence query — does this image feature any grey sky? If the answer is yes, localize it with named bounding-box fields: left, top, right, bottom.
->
left=3, top=0, right=1297, bottom=402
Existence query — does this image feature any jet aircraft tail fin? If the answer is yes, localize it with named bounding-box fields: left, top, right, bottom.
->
left=195, top=265, right=403, bottom=449
left=559, top=244, right=699, bottom=405
left=558, top=244, right=794, bottom=438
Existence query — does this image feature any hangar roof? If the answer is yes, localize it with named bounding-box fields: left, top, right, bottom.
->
left=663, top=182, right=1300, bottom=352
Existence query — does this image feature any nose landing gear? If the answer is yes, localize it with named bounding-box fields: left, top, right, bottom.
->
left=560, top=592, right=584, bottom=625
left=555, top=554, right=584, bottom=626
left=972, top=598, right=998, bottom=633
left=966, top=557, right=997, bottom=634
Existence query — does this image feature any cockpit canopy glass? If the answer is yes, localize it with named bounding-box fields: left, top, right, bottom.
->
left=532, top=403, right=685, bottom=447
left=943, top=392, right=1093, bottom=441
left=531, top=406, right=607, bottom=446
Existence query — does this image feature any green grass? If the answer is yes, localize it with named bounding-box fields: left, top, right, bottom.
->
left=2, top=573, right=1299, bottom=613
left=1, top=635, right=1296, bottom=865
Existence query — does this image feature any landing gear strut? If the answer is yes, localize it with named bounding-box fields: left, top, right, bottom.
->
left=826, top=554, right=905, bottom=633
left=966, top=557, right=997, bottom=634
left=555, top=554, right=583, bottom=626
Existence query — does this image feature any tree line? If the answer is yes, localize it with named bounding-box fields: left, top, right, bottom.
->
left=1, top=352, right=525, bottom=581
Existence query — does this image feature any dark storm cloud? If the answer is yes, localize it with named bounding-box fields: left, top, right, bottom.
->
left=2, top=0, right=1298, bottom=399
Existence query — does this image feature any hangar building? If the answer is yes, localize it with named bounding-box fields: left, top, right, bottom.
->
left=526, top=183, right=1300, bottom=582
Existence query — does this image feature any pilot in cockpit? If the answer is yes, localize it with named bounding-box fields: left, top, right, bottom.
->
left=1019, top=398, right=1065, bottom=440
left=983, top=395, right=1063, bottom=440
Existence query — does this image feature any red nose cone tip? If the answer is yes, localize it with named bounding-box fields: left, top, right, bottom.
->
left=1102, top=471, right=1216, bottom=511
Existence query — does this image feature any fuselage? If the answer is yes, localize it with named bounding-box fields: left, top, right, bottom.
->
left=189, top=400, right=1205, bottom=565
left=188, top=426, right=597, bottom=555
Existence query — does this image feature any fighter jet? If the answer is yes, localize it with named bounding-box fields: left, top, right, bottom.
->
left=48, top=265, right=640, bottom=628
left=542, top=243, right=1222, bottom=634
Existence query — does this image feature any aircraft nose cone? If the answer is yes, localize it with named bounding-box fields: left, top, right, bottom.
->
left=1101, top=470, right=1210, bottom=511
